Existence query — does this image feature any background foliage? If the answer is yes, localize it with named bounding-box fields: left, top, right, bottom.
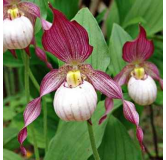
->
left=3, top=0, right=163, bottom=160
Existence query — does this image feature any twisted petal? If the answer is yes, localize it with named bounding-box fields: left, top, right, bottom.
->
left=123, top=25, right=154, bottom=63
left=123, top=100, right=144, bottom=150
left=99, top=98, right=114, bottom=124
left=144, top=61, right=163, bottom=90
left=84, top=67, right=123, bottom=99
left=18, top=69, right=66, bottom=154
left=41, top=19, right=52, bottom=30
left=3, top=0, right=8, bottom=5
left=35, top=47, right=53, bottom=70
left=24, top=38, right=53, bottom=70
left=114, top=65, right=134, bottom=86
left=18, top=97, right=41, bottom=155
left=42, top=3, right=93, bottom=64
left=3, top=0, right=20, bottom=4
left=18, top=2, right=40, bottom=18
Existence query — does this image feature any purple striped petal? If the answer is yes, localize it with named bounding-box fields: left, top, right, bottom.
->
left=42, top=3, right=93, bottom=64
left=85, top=67, right=123, bottom=99
left=4, top=0, right=20, bottom=4
left=35, top=47, right=53, bottom=70
left=144, top=61, right=163, bottom=90
left=18, top=2, right=40, bottom=18
left=114, top=65, right=134, bottom=86
left=3, top=0, right=8, bottom=5
left=99, top=98, right=114, bottom=124
left=123, top=100, right=144, bottom=150
left=24, top=37, right=53, bottom=70
left=18, top=97, right=41, bottom=155
left=159, top=79, right=163, bottom=90
left=41, top=19, right=52, bottom=30
left=18, top=69, right=66, bottom=154
left=123, top=25, right=154, bottom=63
left=136, top=126, right=144, bottom=151
left=40, top=69, right=67, bottom=96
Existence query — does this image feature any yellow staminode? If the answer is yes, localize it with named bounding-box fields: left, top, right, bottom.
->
left=133, top=67, right=145, bottom=79
left=67, top=70, right=82, bottom=88
left=7, top=8, right=19, bottom=20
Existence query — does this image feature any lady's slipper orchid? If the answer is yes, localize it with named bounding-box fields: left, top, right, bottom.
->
left=3, top=0, right=39, bottom=50
left=3, top=0, right=52, bottom=69
left=114, top=25, right=163, bottom=106
left=18, top=4, right=144, bottom=154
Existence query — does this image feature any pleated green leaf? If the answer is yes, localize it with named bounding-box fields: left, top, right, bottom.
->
left=98, top=115, right=143, bottom=160
left=3, top=149, right=23, bottom=160
left=108, top=24, right=132, bottom=76
left=73, top=8, right=110, bottom=72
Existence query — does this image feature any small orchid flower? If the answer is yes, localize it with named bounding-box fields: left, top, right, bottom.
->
left=18, top=4, right=144, bottom=154
left=114, top=25, right=163, bottom=106
left=3, top=0, right=52, bottom=69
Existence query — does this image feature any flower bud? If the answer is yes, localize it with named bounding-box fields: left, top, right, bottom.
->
left=128, top=75, right=157, bottom=106
left=54, top=81, right=97, bottom=121
left=3, top=16, right=33, bottom=49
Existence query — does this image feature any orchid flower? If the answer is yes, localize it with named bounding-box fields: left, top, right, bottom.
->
left=3, top=0, right=52, bottom=69
left=114, top=25, right=163, bottom=106
left=18, top=4, right=144, bottom=154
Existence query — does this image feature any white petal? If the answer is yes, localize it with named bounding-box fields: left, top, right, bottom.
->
left=3, top=16, right=33, bottom=49
left=128, top=75, right=157, bottom=106
left=53, top=81, right=97, bottom=121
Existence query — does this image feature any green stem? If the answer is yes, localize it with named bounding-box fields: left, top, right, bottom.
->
left=4, top=67, right=11, bottom=97
left=29, top=69, right=48, bottom=152
left=22, top=52, right=40, bottom=160
left=43, top=99, right=48, bottom=152
left=29, top=69, right=40, bottom=92
left=9, top=67, right=15, bottom=95
left=87, top=119, right=100, bottom=160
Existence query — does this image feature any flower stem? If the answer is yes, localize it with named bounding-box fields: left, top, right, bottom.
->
left=29, top=69, right=48, bottom=152
left=149, top=105, right=159, bottom=157
left=43, top=99, right=48, bottom=152
left=87, top=119, right=100, bottom=160
left=21, top=52, right=40, bottom=160
left=4, top=67, right=11, bottom=96
left=9, top=67, right=15, bottom=95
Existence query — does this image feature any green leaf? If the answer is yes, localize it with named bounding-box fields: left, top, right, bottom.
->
left=3, top=127, right=20, bottom=150
left=115, top=0, right=135, bottom=24
left=108, top=24, right=132, bottom=76
left=3, top=128, right=19, bottom=146
left=47, top=0, right=79, bottom=22
left=3, top=49, right=46, bottom=68
left=155, top=90, right=163, bottom=105
left=3, top=107, right=16, bottom=121
left=10, top=106, right=58, bottom=149
left=44, top=101, right=108, bottom=160
left=106, top=0, right=163, bottom=39
left=123, top=0, right=163, bottom=35
left=73, top=8, right=110, bottom=72
left=123, top=16, right=146, bottom=29
left=3, top=149, right=23, bottom=160
left=98, top=115, right=142, bottom=160
left=96, top=9, right=107, bottom=24
left=149, top=38, right=163, bottom=77
left=106, top=1, right=120, bottom=39
left=27, top=113, right=58, bottom=148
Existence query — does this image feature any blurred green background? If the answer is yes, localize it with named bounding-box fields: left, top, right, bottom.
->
left=3, top=0, right=163, bottom=160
